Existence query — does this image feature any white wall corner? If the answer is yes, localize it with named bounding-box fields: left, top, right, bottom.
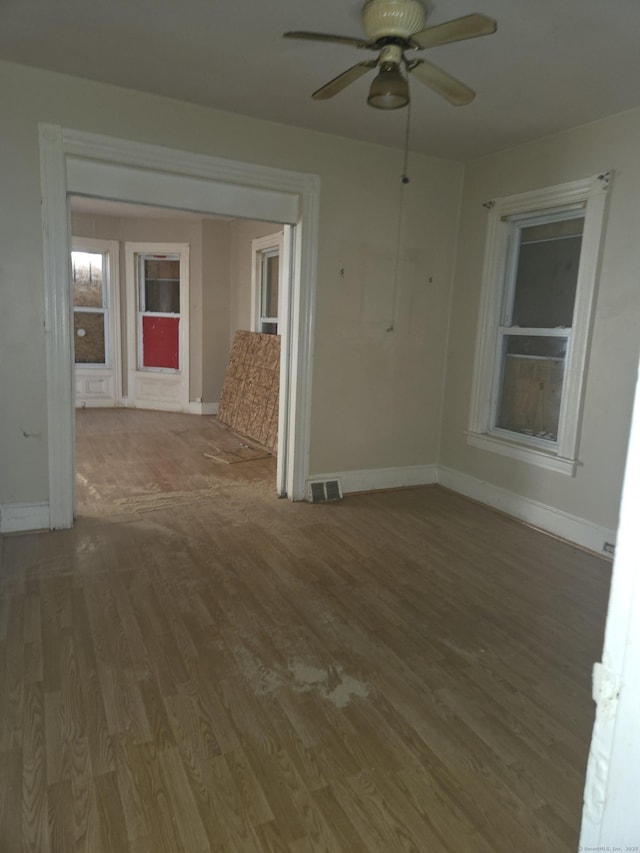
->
left=307, top=464, right=438, bottom=500
left=437, top=465, right=616, bottom=555
left=0, top=503, right=51, bottom=534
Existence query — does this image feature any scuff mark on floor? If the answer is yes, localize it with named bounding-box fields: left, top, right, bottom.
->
left=232, top=645, right=370, bottom=708
left=289, top=660, right=370, bottom=708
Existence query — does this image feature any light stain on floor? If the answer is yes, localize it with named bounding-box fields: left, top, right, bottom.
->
left=0, top=407, right=611, bottom=851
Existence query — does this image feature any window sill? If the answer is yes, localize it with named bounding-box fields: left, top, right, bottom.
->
left=466, top=431, right=578, bottom=476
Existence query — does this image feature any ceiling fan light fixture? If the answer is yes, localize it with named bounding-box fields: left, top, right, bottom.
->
left=367, top=62, right=409, bottom=109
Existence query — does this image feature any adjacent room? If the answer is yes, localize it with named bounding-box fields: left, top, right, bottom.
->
left=70, top=199, right=286, bottom=512
left=1, top=0, right=639, bottom=849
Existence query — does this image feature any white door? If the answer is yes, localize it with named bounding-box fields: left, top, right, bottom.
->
left=125, top=242, right=190, bottom=411
left=73, top=238, right=121, bottom=406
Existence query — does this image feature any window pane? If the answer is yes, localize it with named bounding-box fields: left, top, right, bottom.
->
left=504, top=335, right=567, bottom=359
left=143, top=257, right=180, bottom=313
left=495, top=334, right=567, bottom=441
left=74, top=311, right=106, bottom=364
left=145, top=258, right=179, bottom=280
left=145, top=280, right=180, bottom=313
left=72, top=251, right=104, bottom=308
left=262, top=253, right=279, bottom=319
left=511, top=217, right=583, bottom=328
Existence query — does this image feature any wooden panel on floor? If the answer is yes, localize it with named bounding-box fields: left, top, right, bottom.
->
left=217, top=330, right=280, bottom=453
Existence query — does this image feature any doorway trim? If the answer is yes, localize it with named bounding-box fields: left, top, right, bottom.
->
left=39, top=123, right=320, bottom=528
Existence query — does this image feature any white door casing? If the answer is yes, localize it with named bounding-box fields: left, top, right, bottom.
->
left=39, top=124, right=320, bottom=528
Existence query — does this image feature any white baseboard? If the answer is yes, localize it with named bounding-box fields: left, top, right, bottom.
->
left=75, top=399, right=120, bottom=408
left=187, top=402, right=219, bottom=415
left=85, top=399, right=219, bottom=416
left=0, top=502, right=50, bottom=533
left=438, top=465, right=616, bottom=555
left=118, top=400, right=218, bottom=415
left=309, top=462, right=615, bottom=555
left=308, top=464, right=438, bottom=497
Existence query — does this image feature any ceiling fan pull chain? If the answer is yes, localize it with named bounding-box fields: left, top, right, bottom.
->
left=401, top=95, right=411, bottom=183
left=387, top=101, right=412, bottom=333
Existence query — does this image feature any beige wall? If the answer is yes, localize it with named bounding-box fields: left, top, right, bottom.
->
left=229, top=220, right=283, bottom=337
left=201, top=218, right=232, bottom=403
left=440, top=107, right=640, bottom=530
left=0, top=60, right=463, bottom=506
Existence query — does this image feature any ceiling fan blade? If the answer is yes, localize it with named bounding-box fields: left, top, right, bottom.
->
left=408, top=59, right=475, bottom=106
left=410, top=14, right=497, bottom=50
left=283, top=31, right=369, bottom=49
left=312, top=60, right=378, bottom=100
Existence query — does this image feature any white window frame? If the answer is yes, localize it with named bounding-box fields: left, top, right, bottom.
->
left=125, top=243, right=189, bottom=378
left=135, top=251, right=183, bottom=374
left=468, top=173, right=611, bottom=476
left=251, top=231, right=284, bottom=335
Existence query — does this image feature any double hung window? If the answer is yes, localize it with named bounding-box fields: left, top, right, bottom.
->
left=136, top=253, right=182, bottom=371
left=494, top=211, right=583, bottom=445
left=468, top=174, right=610, bottom=474
left=251, top=232, right=284, bottom=335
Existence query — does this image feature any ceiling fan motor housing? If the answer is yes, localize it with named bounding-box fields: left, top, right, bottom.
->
left=362, top=0, right=426, bottom=40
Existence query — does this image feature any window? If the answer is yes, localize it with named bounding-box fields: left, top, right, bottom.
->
left=258, top=249, right=280, bottom=334
left=468, top=173, right=610, bottom=475
left=72, top=250, right=109, bottom=365
left=252, top=232, right=284, bottom=335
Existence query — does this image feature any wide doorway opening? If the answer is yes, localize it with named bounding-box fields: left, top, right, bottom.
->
left=40, top=125, right=320, bottom=528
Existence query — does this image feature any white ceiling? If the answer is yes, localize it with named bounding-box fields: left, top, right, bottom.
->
left=2, top=0, right=639, bottom=160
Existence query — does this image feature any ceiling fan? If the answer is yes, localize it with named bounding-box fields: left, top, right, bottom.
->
left=284, top=0, right=497, bottom=109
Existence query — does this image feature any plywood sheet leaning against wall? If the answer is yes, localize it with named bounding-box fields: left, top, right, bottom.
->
left=217, top=330, right=280, bottom=453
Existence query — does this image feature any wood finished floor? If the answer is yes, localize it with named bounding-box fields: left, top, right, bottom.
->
left=0, top=408, right=611, bottom=851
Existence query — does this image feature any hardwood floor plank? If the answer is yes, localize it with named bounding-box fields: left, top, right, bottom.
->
left=72, top=765, right=104, bottom=853
left=22, top=681, right=50, bottom=853
left=71, top=588, right=115, bottom=776
left=47, top=780, right=75, bottom=853
left=129, top=742, right=186, bottom=853
left=44, top=690, right=63, bottom=786
left=95, top=770, right=130, bottom=853
left=309, top=784, right=371, bottom=853
left=0, top=594, right=24, bottom=751
left=113, top=733, right=152, bottom=844
left=109, top=572, right=155, bottom=680
left=395, top=765, right=493, bottom=853
left=254, top=820, right=292, bottom=853
left=0, top=747, right=23, bottom=852
left=224, top=747, right=275, bottom=827
left=158, top=747, right=211, bottom=853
